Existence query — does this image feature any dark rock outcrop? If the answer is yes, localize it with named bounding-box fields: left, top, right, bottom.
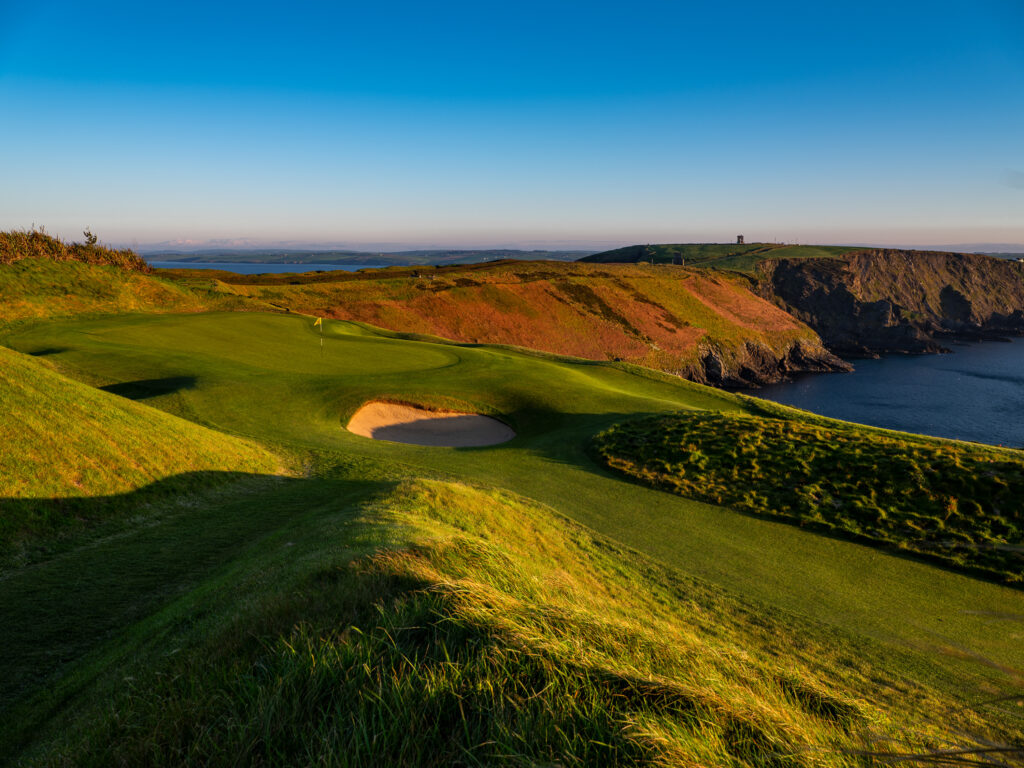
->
left=758, top=250, right=1024, bottom=357
left=688, top=339, right=851, bottom=389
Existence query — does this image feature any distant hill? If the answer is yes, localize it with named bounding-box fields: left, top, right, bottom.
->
left=579, top=242, right=858, bottom=273
left=759, top=249, right=1024, bottom=356
left=145, top=248, right=596, bottom=266
left=187, top=259, right=848, bottom=387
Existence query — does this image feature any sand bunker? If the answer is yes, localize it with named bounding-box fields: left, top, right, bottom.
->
left=347, top=401, right=515, bottom=447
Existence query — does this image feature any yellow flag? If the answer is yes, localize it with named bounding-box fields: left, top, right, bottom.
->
left=313, top=317, right=322, bottom=327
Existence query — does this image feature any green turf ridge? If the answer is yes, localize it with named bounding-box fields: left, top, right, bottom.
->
left=0, top=345, right=281, bottom=565
left=2, top=311, right=1023, bottom=764
left=0, top=257, right=260, bottom=328
left=10, top=478, right=1018, bottom=766
left=590, top=411, right=1024, bottom=585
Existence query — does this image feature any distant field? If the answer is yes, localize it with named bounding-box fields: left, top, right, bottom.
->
left=581, top=242, right=859, bottom=273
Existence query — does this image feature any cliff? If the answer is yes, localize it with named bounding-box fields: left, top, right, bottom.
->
left=758, top=249, right=1024, bottom=357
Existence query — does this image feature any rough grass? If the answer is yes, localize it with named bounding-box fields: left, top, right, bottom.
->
left=592, top=412, right=1024, bottom=584
left=30, top=479, right=1016, bottom=767
left=0, top=229, right=149, bottom=271
left=0, top=258, right=257, bottom=326
left=0, top=346, right=281, bottom=558
left=0, top=228, right=267, bottom=326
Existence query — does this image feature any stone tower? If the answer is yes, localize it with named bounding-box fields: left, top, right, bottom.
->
left=736, top=235, right=744, bottom=244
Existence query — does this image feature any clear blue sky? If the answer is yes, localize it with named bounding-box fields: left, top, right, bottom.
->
left=2, top=0, right=1023, bottom=249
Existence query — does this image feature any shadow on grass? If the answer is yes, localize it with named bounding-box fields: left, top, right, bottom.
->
left=26, top=346, right=68, bottom=357
left=99, top=375, right=198, bottom=400
left=0, top=471, right=392, bottom=728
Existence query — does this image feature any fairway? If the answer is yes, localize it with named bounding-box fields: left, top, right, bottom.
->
left=4, top=309, right=1022, bottom=695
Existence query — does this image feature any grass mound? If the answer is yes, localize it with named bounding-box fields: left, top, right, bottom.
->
left=32, top=479, right=1008, bottom=766
left=0, top=229, right=149, bottom=271
left=0, top=346, right=280, bottom=555
left=0, top=258, right=249, bottom=326
left=592, top=412, right=1024, bottom=583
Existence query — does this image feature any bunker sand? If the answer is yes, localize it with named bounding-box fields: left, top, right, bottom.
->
left=347, top=401, right=515, bottom=447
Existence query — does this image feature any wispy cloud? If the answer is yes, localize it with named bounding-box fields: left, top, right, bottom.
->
left=1006, top=169, right=1024, bottom=190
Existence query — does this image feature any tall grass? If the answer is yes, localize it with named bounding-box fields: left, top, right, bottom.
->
left=32, top=480, right=1018, bottom=766
left=0, top=228, right=150, bottom=271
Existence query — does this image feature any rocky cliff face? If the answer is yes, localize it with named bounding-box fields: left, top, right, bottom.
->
left=688, top=338, right=850, bottom=388
left=758, top=250, right=1024, bottom=357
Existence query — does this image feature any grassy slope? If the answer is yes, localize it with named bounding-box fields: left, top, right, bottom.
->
left=3, top=312, right=1022, bottom=762
left=0, top=345, right=280, bottom=559
left=581, top=243, right=857, bottom=274
left=177, top=260, right=825, bottom=378
left=4, top=314, right=1022, bottom=670
left=0, top=258, right=252, bottom=326
left=22, top=479, right=1007, bottom=766
left=592, top=412, right=1024, bottom=583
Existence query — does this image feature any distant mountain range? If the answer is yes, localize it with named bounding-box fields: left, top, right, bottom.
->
left=143, top=248, right=597, bottom=266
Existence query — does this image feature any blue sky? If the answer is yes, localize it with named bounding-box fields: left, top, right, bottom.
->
left=1, top=0, right=1023, bottom=249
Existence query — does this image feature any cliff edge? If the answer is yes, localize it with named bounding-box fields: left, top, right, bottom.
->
left=758, top=249, right=1024, bottom=357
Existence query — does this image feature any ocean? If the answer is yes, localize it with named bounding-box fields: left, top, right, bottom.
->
left=756, top=338, right=1024, bottom=448
left=146, top=262, right=387, bottom=274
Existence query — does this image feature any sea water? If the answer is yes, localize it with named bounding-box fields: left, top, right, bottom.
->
left=756, top=338, right=1024, bottom=448
left=146, top=262, right=387, bottom=274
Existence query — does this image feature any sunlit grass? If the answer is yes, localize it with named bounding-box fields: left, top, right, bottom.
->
left=33, top=479, right=1015, bottom=767
left=0, top=346, right=281, bottom=558
left=592, top=412, right=1024, bottom=583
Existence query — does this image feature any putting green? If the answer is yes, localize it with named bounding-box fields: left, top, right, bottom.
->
left=3, top=311, right=1022, bottom=684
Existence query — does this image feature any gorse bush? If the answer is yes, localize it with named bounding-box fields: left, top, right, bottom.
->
left=592, top=412, right=1024, bottom=583
left=0, top=227, right=150, bottom=271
